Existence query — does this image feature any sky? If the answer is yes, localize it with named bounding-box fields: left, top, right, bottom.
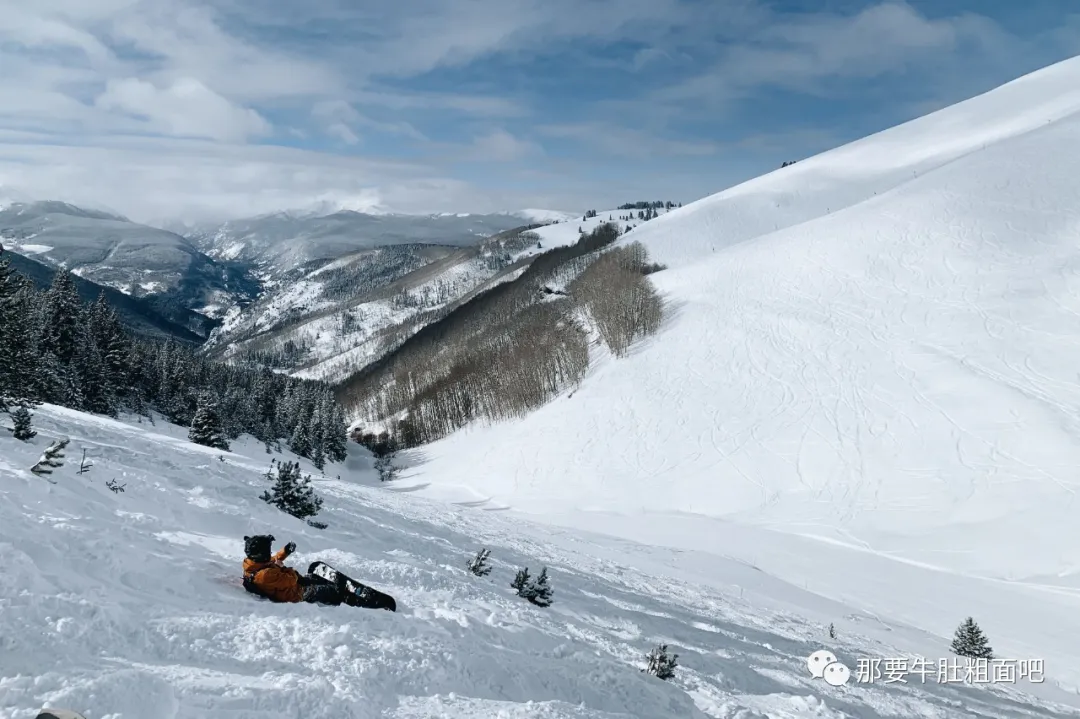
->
left=0, top=0, right=1078, bottom=225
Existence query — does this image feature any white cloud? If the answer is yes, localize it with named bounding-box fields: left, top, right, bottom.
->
left=468, top=129, right=540, bottom=162
left=0, top=134, right=578, bottom=224
left=655, top=2, right=1004, bottom=107
left=312, top=100, right=362, bottom=145
left=96, top=77, right=271, bottom=142
left=0, top=0, right=1074, bottom=222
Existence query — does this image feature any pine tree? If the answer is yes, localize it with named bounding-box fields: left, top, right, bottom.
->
left=522, top=567, right=553, bottom=607
left=11, top=406, right=35, bottom=441
left=308, top=400, right=326, bottom=470
left=643, top=644, right=678, bottom=680
left=36, top=270, right=84, bottom=406
left=31, top=438, right=69, bottom=476
left=951, top=617, right=994, bottom=659
left=511, top=567, right=531, bottom=593
left=189, top=393, right=230, bottom=451
left=467, top=548, right=492, bottom=576
left=324, top=402, right=348, bottom=463
left=0, top=246, right=19, bottom=410
left=261, top=460, right=323, bottom=520
left=289, top=420, right=311, bottom=457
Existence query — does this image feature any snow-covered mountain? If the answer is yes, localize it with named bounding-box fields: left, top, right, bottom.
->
left=199, top=211, right=660, bottom=383
left=2, top=248, right=210, bottom=343
left=368, top=57, right=1080, bottom=693
left=1, top=404, right=1073, bottom=718
left=183, top=209, right=547, bottom=278
left=0, top=201, right=258, bottom=322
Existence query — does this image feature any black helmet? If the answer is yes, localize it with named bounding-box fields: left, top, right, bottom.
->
left=244, top=534, right=275, bottom=562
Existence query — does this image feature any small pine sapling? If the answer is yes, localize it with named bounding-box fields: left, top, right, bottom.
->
left=951, top=617, right=994, bottom=659
left=467, top=548, right=492, bottom=576
left=523, top=567, right=553, bottom=607
left=30, top=438, right=69, bottom=478
left=11, top=406, right=36, bottom=441
left=261, top=459, right=324, bottom=521
left=106, top=479, right=126, bottom=493
left=643, top=643, right=679, bottom=680
left=511, top=567, right=531, bottom=594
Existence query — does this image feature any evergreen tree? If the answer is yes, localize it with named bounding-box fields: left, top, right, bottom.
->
left=511, top=567, right=531, bottom=594
left=643, top=644, right=679, bottom=680
left=308, top=400, right=326, bottom=470
left=951, top=617, right=994, bottom=659
left=189, top=393, right=230, bottom=450
left=467, top=548, right=492, bottom=576
left=289, top=419, right=312, bottom=458
left=75, top=305, right=112, bottom=415
left=11, top=406, right=36, bottom=441
left=30, top=438, right=68, bottom=476
left=36, top=270, right=84, bottom=406
left=322, top=395, right=348, bottom=463
left=522, top=567, right=553, bottom=607
left=261, top=460, right=323, bottom=520
left=0, top=246, right=18, bottom=410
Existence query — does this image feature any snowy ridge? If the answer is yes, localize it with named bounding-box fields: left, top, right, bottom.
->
left=1, top=405, right=1075, bottom=718
left=399, top=57, right=1080, bottom=692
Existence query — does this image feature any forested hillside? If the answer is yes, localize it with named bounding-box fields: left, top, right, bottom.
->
left=340, top=222, right=666, bottom=447
left=0, top=247, right=348, bottom=470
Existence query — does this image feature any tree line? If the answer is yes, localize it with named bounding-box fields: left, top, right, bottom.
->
left=617, top=200, right=680, bottom=210
left=0, top=246, right=349, bottom=470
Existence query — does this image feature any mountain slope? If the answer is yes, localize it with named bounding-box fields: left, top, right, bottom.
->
left=3, top=247, right=210, bottom=342
left=1, top=404, right=1074, bottom=718
left=0, top=202, right=258, bottom=321
left=200, top=212, right=658, bottom=383
left=392, top=58, right=1080, bottom=689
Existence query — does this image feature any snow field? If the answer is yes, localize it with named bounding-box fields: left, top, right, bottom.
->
left=2, top=405, right=1075, bottom=717
left=398, top=56, right=1080, bottom=699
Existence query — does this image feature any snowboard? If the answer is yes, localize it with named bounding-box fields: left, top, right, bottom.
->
left=308, top=561, right=397, bottom=612
left=37, top=710, right=87, bottom=719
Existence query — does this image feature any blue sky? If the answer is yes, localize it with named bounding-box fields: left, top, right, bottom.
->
left=0, top=0, right=1077, bottom=223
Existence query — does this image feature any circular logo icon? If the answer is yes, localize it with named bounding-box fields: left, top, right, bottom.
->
left=822, top=660, right=852, bottom=686
left=806, top=649, right=838, bottom=679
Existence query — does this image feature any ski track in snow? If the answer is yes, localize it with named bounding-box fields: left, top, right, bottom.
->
left=1, top=406, right=1075, bottom=718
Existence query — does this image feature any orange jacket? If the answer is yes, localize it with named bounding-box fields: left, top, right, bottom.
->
left=243, top=546, right=304, bottom=603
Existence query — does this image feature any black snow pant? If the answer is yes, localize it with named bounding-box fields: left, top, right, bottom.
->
left=301, top=574, right=345, bottom=605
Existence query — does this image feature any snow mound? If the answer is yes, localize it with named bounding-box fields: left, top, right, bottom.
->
left=2, top=405, right=1074, bottom=717
left=407, top=57, right=1080, bottom=691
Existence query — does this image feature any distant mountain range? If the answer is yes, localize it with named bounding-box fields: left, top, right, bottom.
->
left=0, top=199, right=583, bottom=365
left=0, top=201, right=259, bottom=321
left=2, top=246, right=210, bottom=343
left=177, top=210, right=553, bottom=280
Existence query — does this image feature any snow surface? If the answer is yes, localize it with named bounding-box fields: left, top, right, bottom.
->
left=1, top=405, right=1075, bottom=718
left=400, top=57, right=1080, bottom=693
left=4, top=243, right=52, bottom=255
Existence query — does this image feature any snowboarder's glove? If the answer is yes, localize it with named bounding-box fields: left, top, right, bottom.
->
left=283, top=542, right=297, bottom=556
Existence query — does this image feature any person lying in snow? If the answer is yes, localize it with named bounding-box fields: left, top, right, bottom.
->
left=242, top=534, right=345, bottom=605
